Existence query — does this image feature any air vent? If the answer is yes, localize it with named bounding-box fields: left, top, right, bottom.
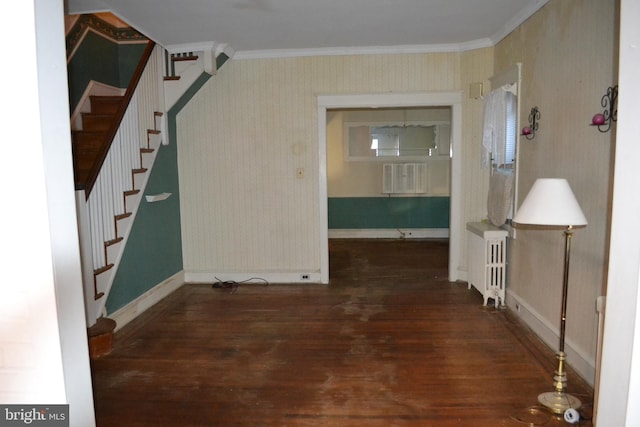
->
left=382, top=163, right=427, bottom=194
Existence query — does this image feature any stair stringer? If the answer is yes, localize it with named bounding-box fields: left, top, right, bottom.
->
left=90, top=124, right=165, bottom=324
left=79, top=43, right=235, bottom=327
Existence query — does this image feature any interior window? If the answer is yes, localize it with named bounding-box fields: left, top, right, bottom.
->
left=343, top=106, right=451, bottom=161
left=350, top=125, right=438, bottom=158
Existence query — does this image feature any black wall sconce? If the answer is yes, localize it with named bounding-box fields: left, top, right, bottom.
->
left=591, top=85, right=618, bottom=133
left=521, top=106, right=540, bottom=140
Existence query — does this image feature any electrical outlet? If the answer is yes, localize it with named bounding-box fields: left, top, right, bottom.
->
left=300, top=274, right=310, bottom=280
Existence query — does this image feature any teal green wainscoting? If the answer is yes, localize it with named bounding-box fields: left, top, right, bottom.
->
left=328, top=197, right=449, bottom=229
left=105, top=140, right=183, bottom=314
left=106, top=56, right=232, bottom=313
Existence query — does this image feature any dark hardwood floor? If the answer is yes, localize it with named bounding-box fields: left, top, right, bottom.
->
left=91, top=239, right=594, bottom=426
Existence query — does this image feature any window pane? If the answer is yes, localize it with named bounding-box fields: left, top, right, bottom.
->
left=505, top=92, right=516, bottom=164
left=348, top=126, right=376, bottom=157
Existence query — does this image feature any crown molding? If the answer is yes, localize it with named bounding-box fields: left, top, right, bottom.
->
left=233, top=38, right=496, bottom=60
left=231, top=0, right=548, bottom=60
left=69, top=0, right=549, bottom=61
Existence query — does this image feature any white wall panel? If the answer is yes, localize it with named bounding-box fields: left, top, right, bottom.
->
left=460, top=48, right=495, bottom=272
left=496, top=0, right=616, bottom=383
left=177, top=51, right=492, bottom=279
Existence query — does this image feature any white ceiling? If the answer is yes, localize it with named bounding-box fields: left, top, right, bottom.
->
left=66, top=0, right=548, bottom=58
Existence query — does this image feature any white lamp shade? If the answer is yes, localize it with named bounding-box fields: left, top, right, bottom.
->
left=513, top=179, right=587, bottom=226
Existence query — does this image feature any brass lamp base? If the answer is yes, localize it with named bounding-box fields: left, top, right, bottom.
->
left=538, top=391, right=582, bottom=415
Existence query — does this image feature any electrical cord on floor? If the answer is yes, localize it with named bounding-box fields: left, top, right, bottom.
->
left=387, top=194, right=407, bottom=240
left=566, top=395, right=594, bottom=424
left=211, top=276, right=269, bottom=294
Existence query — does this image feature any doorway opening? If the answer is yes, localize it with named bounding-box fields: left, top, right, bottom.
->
left=317, top=92, right=463, bottom=284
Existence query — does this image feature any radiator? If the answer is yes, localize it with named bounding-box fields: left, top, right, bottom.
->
left=466, top=222, right=508, bottom=307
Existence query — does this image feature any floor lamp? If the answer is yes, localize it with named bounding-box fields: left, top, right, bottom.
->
left=512, top=178, right=587, bottom=415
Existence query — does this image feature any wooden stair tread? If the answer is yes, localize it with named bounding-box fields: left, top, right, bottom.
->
left=81, top=113, right=116, bottom=132
left=72, top=143, right=103, bottom=153
left=115, top=212, right=132, bottom=221
left=81, top=113, right=115, bottom=119
left=105, top=237, right=124, bottom=247
left=124, top=189, right=140, bottom=196
left=94, top=264, right=114, bottom=275
left=72, top=148, right=102, bottom=159
left=90, top=95, right=124, bottom=114
left=82, top=112, right=115, bottom=117
left=72, top=131, right=107, bottom=142
left=172, top=55, right=199, bottom=62
left=72, top=137, right=103, bottom=185
left=164, top=76, right=180, bottom=81
left=90, top=95, right=124, bottom=101
left=73, top=101, right=115, bottom=189
left=140, top=148, right=154, bottom=154
left=153, top=112, right=164, bottom=131
left=72, top=129, right=107, bottom=134
left=132, top=168, right=148, bottom=174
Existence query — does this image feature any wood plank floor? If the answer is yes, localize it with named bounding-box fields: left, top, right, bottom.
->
left=91, top=239, right=594, bottom=426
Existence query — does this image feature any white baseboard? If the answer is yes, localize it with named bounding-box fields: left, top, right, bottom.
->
left=506, top=290, right=596, bottom=386
left=109, top=271, right=185, bottom=332
left=328, top=228, right=449, bottom=239
left=457, top=271, right=468, bottom=283
left=185, top=271, right=323, bottom=284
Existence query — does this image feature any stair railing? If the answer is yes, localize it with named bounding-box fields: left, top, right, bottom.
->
left=81, top=41, right=155, bottom=196
left=77, top=43, right=166, bottom=326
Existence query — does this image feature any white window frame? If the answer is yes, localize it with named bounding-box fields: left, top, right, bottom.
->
left=344, top=120, right=451, bottom=162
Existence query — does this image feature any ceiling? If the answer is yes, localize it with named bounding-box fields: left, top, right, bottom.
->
left=66, top=0, right=548, bottom=58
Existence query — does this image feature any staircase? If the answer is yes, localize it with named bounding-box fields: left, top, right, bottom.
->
left=75, top=43, right=166, bottom=327
left=75, top=41, right=234, bottom=329
left=72, top=95, right=124, bottom=189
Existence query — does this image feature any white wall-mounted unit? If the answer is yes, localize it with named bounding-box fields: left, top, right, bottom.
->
left=466, top=221, right=508, bottom=307
left=382, top=163, right=427, bottom=194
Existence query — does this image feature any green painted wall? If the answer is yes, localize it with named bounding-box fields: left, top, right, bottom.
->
left=106, top=139, right=183, bottom=313
left=105, top=69, right=221, bottom=313
left=66, top=30, right=147, bottom=111
left=105, top=55, right=245, bottom=312
left=118, top=44, right=148, bottom=87
left=328, top=197, right=449, bottom=229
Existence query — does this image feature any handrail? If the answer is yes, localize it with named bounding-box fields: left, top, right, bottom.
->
left=81, top=40, right=156, bottom=198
